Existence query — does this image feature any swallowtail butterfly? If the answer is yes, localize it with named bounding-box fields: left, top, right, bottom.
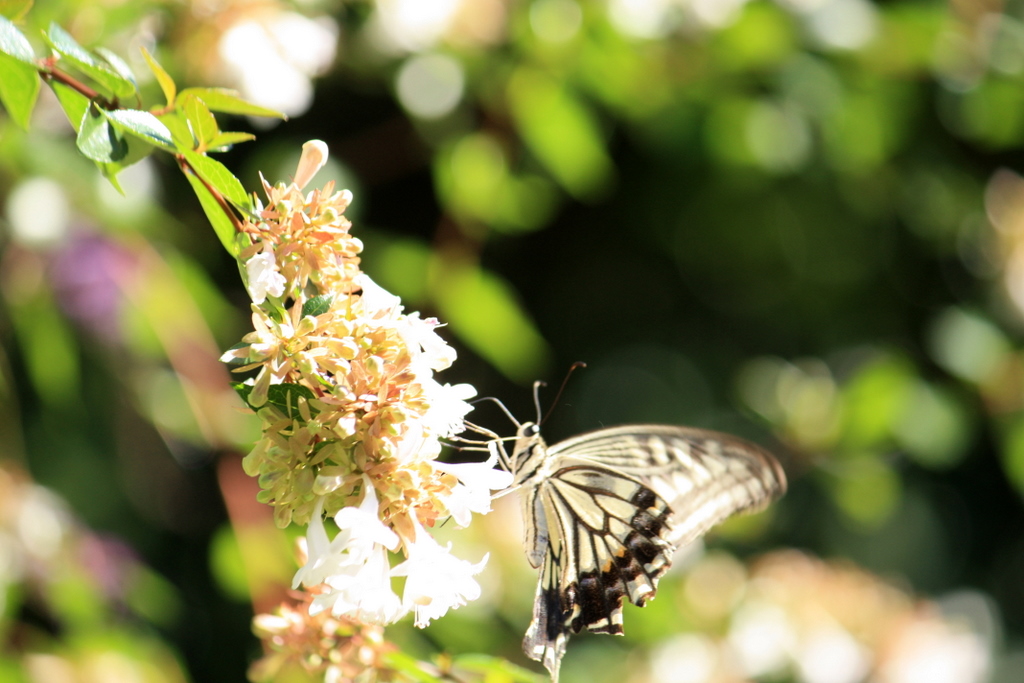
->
left=492, top=421, right=786, bottom=682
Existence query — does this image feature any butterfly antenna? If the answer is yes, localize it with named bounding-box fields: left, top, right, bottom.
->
left=470, top=396, right=522, bottom=429
left=539, top=361, right=587, bottom=427
left=532, top=380, right=548, bottom=425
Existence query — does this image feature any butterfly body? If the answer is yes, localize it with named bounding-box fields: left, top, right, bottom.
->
left=507, top=423, right=786, bottom=682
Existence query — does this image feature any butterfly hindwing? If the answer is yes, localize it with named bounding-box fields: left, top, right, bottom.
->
left=513, top=424, right=787, bottom=682
left=521, top=463, right=675, bottom=679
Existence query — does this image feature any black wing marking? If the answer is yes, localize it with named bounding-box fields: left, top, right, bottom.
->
left=522, top=464, right=674, bottom=682
left=519, top=425, right=787, bottom=682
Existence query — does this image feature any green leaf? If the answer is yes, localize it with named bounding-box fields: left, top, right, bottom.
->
left=206, top=130, right=255, bottom=152
left=184, top=166, right=240, bottom=257
left=181, top=92, right=219, bottom=147
left=232, top=381, right=252, bottom=402
left=49, top=78, right=90, bottom=132
left=236, top=382, right=316, bottom=418
left=507, top=67, right=614, bottom=201
left=96, top=137, right=155, bottom=191
left=0, top=51, right=38, bottom=129
left=430, top=257, right=551, bottom=383
left=140, top=45, right=175, bottom=106
left=224, top=345, right=252, bottom=367
left=302, top=295, right=333, bottom=318
left=178, top=86, right=286, bottom=119
left=103, top=108, right=174, bottom=150
left=453, top=655, right=547, bottom=683
left=181, top=148, right=251, bottom=211
left=95, top=46, right=137, bottom=91
left=76, top=103, right=127, bottom=162
left=155, top=109, right=196, bottom=149
left=45, top=23, right=136, bottom=99
left=0, top=14, right=35, bottom=62
left=265, top=384, right=316, bottom=418
left=380, top=652, right=443, bottom=683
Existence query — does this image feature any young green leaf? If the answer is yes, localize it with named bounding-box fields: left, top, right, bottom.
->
left=103, top=109, right=175, bottom=151
left=181, top=148, right=251, bottom=211
left=180, top=92, right=219, bottom=148
left=48, top=79, right=89, bottom=132
left=77, top=103, right=128, bottom=162
left=206, top=131, right=255, bottom=152
left=183, top=167, right=240, bottom=257
left=178, top=86, right=286, bottom=119
left=96, top=138, right=155, bottom=194
left=302, top=295, right=333, bottom=318
left=95, top=47, right=137, bottom=90
left=233, top=382, right=317, bottom=418
left=45, top=23, right=136, bottom=100
left=0, top=14, right=35, bottom=62
left=141, top=45, right=176, bottom=106
left=155, top=109, right=196, bottom=150
left=0, top=51, right=39, bottom=129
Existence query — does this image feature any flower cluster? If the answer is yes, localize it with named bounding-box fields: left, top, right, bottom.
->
left=249, top=595, right=397, bottom=683
left=224, top=141, right=511, bottom=629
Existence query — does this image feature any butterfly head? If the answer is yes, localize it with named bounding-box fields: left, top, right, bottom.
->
left=511, top=422, right=547, bottom=484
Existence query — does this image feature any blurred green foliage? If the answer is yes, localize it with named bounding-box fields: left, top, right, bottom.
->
left=4, top=0, right=1024, bottom=681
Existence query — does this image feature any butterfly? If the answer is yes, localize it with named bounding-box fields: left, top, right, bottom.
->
left=485, top=420, right=787, bottom=682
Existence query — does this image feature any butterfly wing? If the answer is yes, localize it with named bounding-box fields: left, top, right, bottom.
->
left=546, top=425, right=787, bottom=547
left=520, top=425, right=786, bottom=682
left=521, top=462, right=675, bottom=682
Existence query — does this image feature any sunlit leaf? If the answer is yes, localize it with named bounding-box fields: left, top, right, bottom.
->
left=181, top=148, right=251, bottom=211
left=155, top=109, right=196, bottom=149
left=181, top=92, right=219, bottom=148
left=0, top=14, right=34, bottom=61
left=77, top=103, right=127, bottom=162
left=95, top=46, right=137, bottom=91
left=178, top=86, right=285, bottom=119
left=44, top=23, right=136, bottom=99
left=207, top=130, right=255, bottom=152
left=0, top=51, right=38, bottom=129
left=103, top=108, right=174, bottom=150
left=141, top=45, right=175, bottom=105
left=184, top=166, right=240, bottom=256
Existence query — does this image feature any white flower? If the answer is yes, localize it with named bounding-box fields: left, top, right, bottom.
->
left=356, top=273, right=402, bottom=317
left=435, top=451, right=513, bottom=527
left=391, top=524, right=488, bottom=627
left=313, top=542, right=405, bottom=625
left=293, top=478, right=405, bottom=625
left=401, top=313, right=457, bottom=371
left=245, top=247, right=286, bottom=304
left=422, top=380, right=477, bottom=438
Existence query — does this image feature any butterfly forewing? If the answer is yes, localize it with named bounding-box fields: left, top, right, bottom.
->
left=513, top=424, right=786, bottom=683
left=546, top=425, right=787, bottom=547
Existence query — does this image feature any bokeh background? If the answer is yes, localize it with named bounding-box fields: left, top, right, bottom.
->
left=2, top=0, right=1024, bottom=681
